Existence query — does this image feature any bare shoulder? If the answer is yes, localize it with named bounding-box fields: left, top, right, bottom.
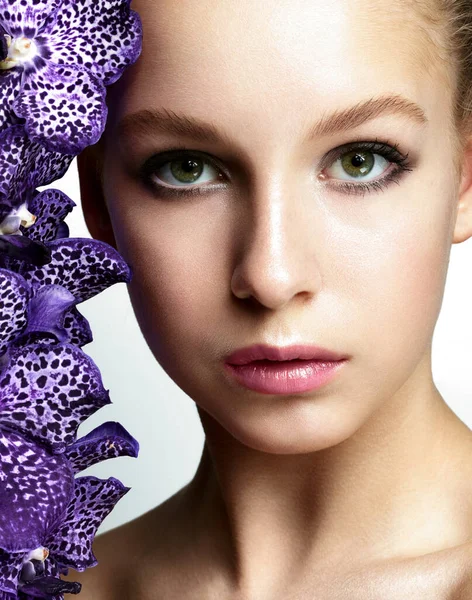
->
left=61, top=488, right=187, bottom=600
left=448, top=542, right=472, bottom=599
left=309, top=541, right=472, bottom=600
left=370, top=541, right=472, bottom=600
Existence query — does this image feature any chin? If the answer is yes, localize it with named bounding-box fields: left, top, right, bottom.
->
left=199, top=399, right=362, bottom=455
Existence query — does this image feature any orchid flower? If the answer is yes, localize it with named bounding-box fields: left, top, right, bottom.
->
left=0, top=420, right=139, bottom=599
left=0, top=0, right=144, bottom=597
left=0, top=125, right=74, bottom=235
left=0, top=0, right=142, bottom=154
left=0, top=184, right=132, bottom=350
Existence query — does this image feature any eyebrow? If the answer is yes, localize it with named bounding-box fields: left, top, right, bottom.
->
left=116, top=94, right=428, bottom=146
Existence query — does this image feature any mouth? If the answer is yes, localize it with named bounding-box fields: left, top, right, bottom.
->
left=224, top=357, right=347, bottom=395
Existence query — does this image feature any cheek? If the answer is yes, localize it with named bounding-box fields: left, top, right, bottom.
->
left=112, top=206, right=229, bottom=370
left=341, top=193, right=454, bottom=376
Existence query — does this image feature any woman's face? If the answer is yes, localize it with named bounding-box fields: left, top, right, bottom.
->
left=92, top=0, right=467, bottom=453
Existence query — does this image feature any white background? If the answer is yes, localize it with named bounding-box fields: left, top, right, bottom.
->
left=42, top=158, right=472, bottom=535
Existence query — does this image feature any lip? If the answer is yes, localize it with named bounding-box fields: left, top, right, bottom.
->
left=224, top=343, right=349, bottom=366
left=223, top=343, right=349, bottom=395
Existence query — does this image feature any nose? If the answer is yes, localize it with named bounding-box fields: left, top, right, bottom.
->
left=231, top=177, right=322, bottom=310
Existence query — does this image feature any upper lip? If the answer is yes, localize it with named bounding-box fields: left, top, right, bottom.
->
left=225, top=343, right=349, bottom=365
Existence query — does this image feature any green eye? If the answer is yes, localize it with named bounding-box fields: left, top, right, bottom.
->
left=339, top=150, right=375, bottom=178
left=168, top=157, right=205, bottom=184
left=138, top=140, right=413, bottom=200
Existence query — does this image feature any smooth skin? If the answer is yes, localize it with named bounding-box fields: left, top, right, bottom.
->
left=68, top=0, right=472, bottom=598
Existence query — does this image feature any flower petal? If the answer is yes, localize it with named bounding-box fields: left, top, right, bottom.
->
left=19, top=238, right=132, bottom=303
left=0, top=343, right=111, bottom=453
left=63, top=422, right=139, bottom=474
left=0, top=234, right=51, bottom=267
left=61, top=306, right=93, bottom=347
left=0, top=69, right=23, bottom=133
left=17, top=554, right=74, bottom=600
left=0, top=429, right=73, bottom=553
left=18, top=574, right=81, bottom=598
left=0, top=0, right=61, bottom=37
left=24, top=189, right=76, bottom=244
left=19, top=284, right=77, bottom=343
left=45, top=476, right=130, bottom=571
left=0, top=126, right=74, bottom=224
left=46, top=0, right=143, bottom=86
left=13, top=61, right=106, bottom=154
left=0, top=548, right=25, bottom=596
left=0, top=269, right=29, bottom=357
left=17, top=303, right=94, bottom=349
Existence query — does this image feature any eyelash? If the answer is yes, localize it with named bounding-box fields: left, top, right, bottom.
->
left=138, top=139, right=413, bottom=200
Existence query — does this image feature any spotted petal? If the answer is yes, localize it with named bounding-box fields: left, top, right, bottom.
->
left=45, top=476, right=129, bottom=571
left=61, top=306, right=93, bottom=347
left=19, top=238, right=132, bottom=303
left=0, top=0, right=62, bottom=37
left=64, top=422, right=139, bottom=474
left=0, top=69, right=23, bottom=133
left=0, top=343, right=111, bottom=453
left=13, top=61, right=106, bottom=154
left=19, top=304, right=94, bottom=349
left=23, top=188, right=76, bottom=244
left=0, top=548, right=24, bottom=596
left=46, top=0, right=143, bottom=86
left=0, top=429, right=73, bottom=553
left=0, top=269, right=30, bottom=357
left=0, top=126, right=74, bottom=224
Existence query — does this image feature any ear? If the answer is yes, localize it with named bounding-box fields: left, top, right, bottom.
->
left=453, top=138, right=472, bottom=244
left=76, top=142, right=117, bottom=250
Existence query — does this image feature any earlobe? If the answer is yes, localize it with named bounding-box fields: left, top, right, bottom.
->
left=76, top=144, right=118, bottom=250
left=453, top=139, right=472, bottom=244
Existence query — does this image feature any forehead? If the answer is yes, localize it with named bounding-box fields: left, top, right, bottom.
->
left=110, top=0, right=449, bottom=140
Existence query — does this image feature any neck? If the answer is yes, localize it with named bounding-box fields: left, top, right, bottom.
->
left=183, top=360, right=472, bottom=597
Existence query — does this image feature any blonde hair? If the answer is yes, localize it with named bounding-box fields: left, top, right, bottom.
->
left=410, top=0, right=472, bottom=176
left=442, top=0, right=472, bottom=140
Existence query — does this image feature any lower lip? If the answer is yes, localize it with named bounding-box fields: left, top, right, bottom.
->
left=224, top=358, right=347, bottom=395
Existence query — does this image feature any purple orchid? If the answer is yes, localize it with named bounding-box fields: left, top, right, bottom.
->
left=0, top=186, right=76, bottom=268
left=0, top=239, right=132, bottom=358
left=0, top=125, right=74, bottom=233
left=0, top=1, right=144, bottom=597
left=0, top=184, right=138, bottom=599
left=0, top=419, right=139, bottom=599
left=0, top=0, right=142, bottom=154
left=0, top=184, right=132, bottom=351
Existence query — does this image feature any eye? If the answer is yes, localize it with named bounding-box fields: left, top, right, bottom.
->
left=320, top=140, right=413, bottom=197
left=327, top=149, right=388, bottom=180
left=138, top=149, right=227, bottom=199
left=138, top=139, right=413, bottom=200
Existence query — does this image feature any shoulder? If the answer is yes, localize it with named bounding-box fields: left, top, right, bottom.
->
left=448, top=542, right=472, bottom=599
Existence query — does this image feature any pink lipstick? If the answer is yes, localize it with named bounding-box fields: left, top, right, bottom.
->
left=224, top=344, right=348, bottom=395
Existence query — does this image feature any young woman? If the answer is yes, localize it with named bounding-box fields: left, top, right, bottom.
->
left=68, top=0, right=472, bottom=597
